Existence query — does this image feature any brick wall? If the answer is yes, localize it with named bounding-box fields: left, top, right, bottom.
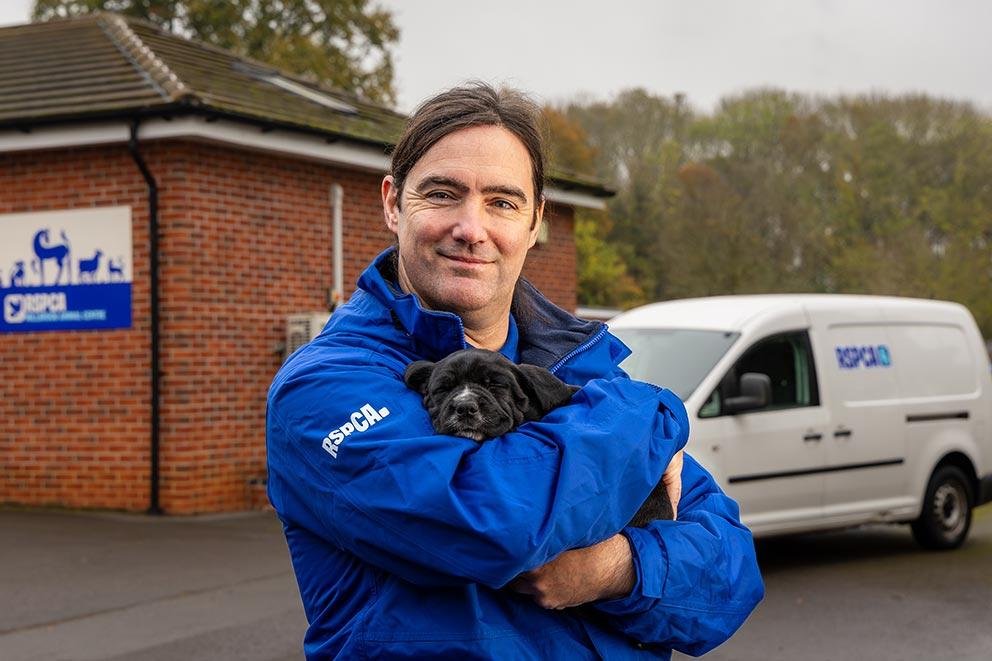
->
left=154, top=141, right=393, bottom=512
left=0, top=144, right=153, bottom=511
left=525, top=202, right=576, bottom=311
left=0, top=138, right=578, bottom=513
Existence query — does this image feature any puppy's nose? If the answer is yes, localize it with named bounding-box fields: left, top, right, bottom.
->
left=455, top=400, right=480, bottom=417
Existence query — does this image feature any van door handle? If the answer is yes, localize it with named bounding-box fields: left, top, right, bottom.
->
left=834, top=428, right=853, bottom=438
left=803, top=432, right=823, bottom=442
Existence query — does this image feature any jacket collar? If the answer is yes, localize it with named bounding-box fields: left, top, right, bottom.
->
left=357, top=248, right=467, bottom=361
left=357, top=246, right=608, bottom=369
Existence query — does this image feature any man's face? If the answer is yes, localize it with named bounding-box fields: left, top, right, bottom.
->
left=382, top=125, right=544, bottom=318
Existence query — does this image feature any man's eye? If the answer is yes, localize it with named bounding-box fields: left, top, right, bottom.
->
left=493, top=199, right=517, bottom=210
left=428, top=190, right=454, bottom=201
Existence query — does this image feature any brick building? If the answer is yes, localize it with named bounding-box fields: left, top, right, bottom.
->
left=0, top=14, right=610, bottom=513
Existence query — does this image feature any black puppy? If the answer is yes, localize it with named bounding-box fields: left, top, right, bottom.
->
left=404, top=348, right=673, bottom=525
left=404, top=349, right=577, bottom=441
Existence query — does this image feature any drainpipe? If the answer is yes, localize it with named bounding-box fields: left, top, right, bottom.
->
left=128, top=120, right=163, bottom=515
left=330, top=184, right=344, bottom=311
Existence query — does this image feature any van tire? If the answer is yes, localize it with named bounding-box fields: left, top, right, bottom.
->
left=911, top=466, right=973, bottom=550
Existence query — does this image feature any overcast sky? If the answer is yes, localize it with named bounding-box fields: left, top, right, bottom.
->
left=3, top=0, right=990, bottom=114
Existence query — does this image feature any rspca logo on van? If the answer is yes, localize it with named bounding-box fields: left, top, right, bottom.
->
left=321, top=403, right=391, bottom=458
left=836, top=345, right=892, bottom=369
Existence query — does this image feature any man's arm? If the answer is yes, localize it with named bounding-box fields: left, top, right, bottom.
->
left=267, top=350, right=689, bottom=590
left=592, top=454, right=764, bottom=656
left=507, top=450, right=684, bottom=608
left=507, top=531, right=636, bottom=609
left=511, top=453, right=764, bottom=656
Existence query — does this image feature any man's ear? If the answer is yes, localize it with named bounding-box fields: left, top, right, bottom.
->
left=403, top=360, right=434, bottom=395
left=527, top=195, right=546, bottom=249
left=515, top=364, right=579, bottom=420
left=382, top=175, right=401, bottom=234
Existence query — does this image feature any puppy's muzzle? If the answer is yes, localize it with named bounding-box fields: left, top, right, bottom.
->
left=439, top=386, right=505, bottom=441
left=452, top=391, right=480, bottom=418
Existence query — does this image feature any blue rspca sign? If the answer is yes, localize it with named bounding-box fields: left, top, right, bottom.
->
left=0, top=207, right=133, bottom=333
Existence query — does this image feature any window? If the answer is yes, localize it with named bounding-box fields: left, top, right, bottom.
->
left=263, top=75, right=358, bottom=114
left=231, top=61, right=357, bottom=114
left=700, top=331, right=819, bottom=417
left=614, top=328, right=740, bottom=400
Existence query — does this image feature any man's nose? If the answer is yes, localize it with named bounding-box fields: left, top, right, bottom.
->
left=450, top=202, right=487, bottom=243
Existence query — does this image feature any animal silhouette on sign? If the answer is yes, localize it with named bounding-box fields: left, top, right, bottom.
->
left=32, top=229, right=71, bottom=285
left=108, top=257, right=125, bottom=282
left=9, top=261, right=27, bottom=288
left=78, top=250, right=103, bottom=283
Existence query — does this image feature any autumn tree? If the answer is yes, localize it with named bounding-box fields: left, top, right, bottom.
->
left=32, top=0, right=399, bottom=104
left=563, top=90, right=693, bottom=301
left=563, top=88, right=992, bottom=336
left=543, top=106, right=644, bottom=308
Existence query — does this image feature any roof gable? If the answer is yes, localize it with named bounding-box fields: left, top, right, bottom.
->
left=0, top=13, right=406, bottom=145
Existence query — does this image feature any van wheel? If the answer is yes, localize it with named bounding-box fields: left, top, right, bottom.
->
left=911, top=466, right=973, bottom=550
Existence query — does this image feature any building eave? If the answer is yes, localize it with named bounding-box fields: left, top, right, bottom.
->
left=0, top=114, right=610, bottom=209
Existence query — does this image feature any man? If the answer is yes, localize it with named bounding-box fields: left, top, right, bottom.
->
left=267, top=83, right=763, bottom=659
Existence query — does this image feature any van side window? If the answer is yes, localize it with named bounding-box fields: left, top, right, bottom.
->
left=700, top=331, right=820, bottom=417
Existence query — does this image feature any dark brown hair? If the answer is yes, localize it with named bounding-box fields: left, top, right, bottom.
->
left=390, top=82, right=545, bottom=219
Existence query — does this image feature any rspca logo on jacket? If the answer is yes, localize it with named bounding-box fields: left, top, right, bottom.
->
left=322, top=403, right=391, bottom=458
left=0, top=207, right=132, bottom=333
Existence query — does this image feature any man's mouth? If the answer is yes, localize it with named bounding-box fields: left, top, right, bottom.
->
left=439, top=252, right=492, bottom=266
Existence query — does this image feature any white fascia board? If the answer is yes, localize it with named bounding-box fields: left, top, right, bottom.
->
left=0, top=123, right=130, bottom=151
left=1, top=118, right=609, bottom=208
left=0, top=116, right=390, bottom=173
left=140, top=117, right=391, bottom=172
left=544, top=187, right=607, bottom=211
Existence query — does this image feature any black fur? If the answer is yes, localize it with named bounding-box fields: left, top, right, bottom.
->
left=404, top=348, right=673, bottom=525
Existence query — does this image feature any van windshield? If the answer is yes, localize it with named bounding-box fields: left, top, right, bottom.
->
left=611, top=328, right=740, bottom=400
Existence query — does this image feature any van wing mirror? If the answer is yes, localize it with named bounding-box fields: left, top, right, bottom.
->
left=724, top=372, right=772, bottom=414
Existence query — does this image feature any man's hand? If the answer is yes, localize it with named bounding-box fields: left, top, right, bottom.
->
left=664, top=450, right=685, bottom=519
left=508, top=450, right=684, bottom=609
left=507, top=534, right=635, bottom=610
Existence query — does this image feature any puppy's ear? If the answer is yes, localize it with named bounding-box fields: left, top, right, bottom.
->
left=404, top=360, right=434, bottom=395
left=515, top=364, right=580, bottom=420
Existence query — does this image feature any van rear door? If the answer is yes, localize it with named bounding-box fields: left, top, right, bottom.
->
left=880, top=315, right=985, bottom=512
left=806, top=304, right=910, bottom=521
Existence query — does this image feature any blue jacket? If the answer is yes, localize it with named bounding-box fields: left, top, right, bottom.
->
left=267, top=248, right=764, bottom=659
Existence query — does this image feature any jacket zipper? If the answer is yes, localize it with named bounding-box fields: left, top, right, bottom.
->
left=549, top=325, right=609, bottom=375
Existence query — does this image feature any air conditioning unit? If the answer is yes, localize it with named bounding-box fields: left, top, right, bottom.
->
left=285, top=312, right=332, bottom=360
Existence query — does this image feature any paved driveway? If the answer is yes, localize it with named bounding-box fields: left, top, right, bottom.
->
left=3, top=505, right=990, bottom=660
left=0, top=509, right=306, bottom=661
left=686, top=505, right=992, bottom=661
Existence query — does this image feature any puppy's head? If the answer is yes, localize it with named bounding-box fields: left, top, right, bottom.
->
left=404, top=349, right=579, bottom=441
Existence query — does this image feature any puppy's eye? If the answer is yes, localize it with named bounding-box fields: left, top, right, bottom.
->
left=488, top=379, right=509, bottom=389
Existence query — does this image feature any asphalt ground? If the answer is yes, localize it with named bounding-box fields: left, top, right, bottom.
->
left=2, top=505, right=990, bottom=660
left=0, top=509, right=306, bottom=661
left=684, top=504, right=992, bottom=661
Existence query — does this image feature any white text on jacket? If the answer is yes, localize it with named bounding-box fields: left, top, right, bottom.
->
left=322, top=403, right=390, bottom=458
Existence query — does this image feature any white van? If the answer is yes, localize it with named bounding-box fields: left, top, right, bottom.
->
left=609, top=295, right=992, bottom=549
